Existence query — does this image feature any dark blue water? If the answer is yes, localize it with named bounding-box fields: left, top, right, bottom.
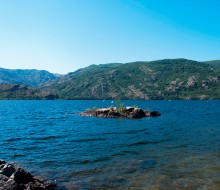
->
left=0, top=100, right=220, bottom=189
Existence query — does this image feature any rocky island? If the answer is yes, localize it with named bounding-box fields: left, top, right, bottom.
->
left=80, top=106, right=161, bottom=118
left=0, top=160, right=58, bottom=190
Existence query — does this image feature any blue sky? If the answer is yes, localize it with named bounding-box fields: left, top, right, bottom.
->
left=0, top=0, right=220, bottom=74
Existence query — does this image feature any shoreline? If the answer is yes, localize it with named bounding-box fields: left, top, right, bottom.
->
left=0, top=160, right=58, bottom=190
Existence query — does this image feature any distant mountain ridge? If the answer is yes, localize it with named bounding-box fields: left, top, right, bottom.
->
left=204, top=60, right=220, bottom=66
left=0, top=59, right=220, bottom=100
left=0, top=68, right=58, bottom=87
left=45, top=58, right=220, bottom=100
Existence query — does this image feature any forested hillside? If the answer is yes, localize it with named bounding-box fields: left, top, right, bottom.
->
left=45, top=59, right=220, bottom=100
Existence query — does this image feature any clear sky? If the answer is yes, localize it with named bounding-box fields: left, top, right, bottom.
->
left=0, top=0, right=220, bottom=74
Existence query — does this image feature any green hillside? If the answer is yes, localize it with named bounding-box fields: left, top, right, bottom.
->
left=204, top=60, right=220, bottom=67
left=0, top=68, right=58, bottom=87
left=46, top=59, right=220, bottom=100
left=0, top=84, right=57, bottom=100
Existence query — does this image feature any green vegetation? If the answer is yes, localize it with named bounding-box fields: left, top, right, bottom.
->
left=115, top=99, right=125, bottom=113
left=204, top=60, right=220, bottom=67
left=0, top=68, right=58, bottom=99
left=46, top=59, right=220, bottom=100
left=1, top=59, right=220, bottom=100
left=0, top=84, right=57, bottom=100
left=0, top=68, right=58, bottom=87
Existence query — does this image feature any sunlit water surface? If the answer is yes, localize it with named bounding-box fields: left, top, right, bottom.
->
left=0, top=100, right=220, bottom=190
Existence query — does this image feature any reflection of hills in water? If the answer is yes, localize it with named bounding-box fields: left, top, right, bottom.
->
left=0, top=100, right=220, bottom=189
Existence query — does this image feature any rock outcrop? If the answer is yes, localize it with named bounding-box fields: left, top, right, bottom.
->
left=80, top=107, right=161, bottom=118
left=0, top=160, right=57, bottom=190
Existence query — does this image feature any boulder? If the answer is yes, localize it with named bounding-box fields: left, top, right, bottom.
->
left=27, top=179, right=46, bottom=190
left=125, top=107, right=135, bottom=112
left=0, top=160, right=6, bottom=165
left=45, top=180, right=58, bottom=190
left=11, top=169, right=33, bottom=184
left=0, top=160, right=57, bottom=190
left=108, top=110, right=120, bottom=117
left=97, top=108, right=111, bottom=113
left=150, top=110, right=161, bottom=117
left=1, top=179, right=25, bottom=190
left=144, top=111, right=151, bottom=117
left=128, top=108, right=146, bottom=118
left=0, top=163, right=16, bottom=177
left=0, top=173, right=9, bottom=187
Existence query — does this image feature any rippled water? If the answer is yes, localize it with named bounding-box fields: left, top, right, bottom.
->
left=0, top=100, right=220, bottom=189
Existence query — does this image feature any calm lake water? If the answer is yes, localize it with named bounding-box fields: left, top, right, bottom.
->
left=0, top=100, right=220, bottom=190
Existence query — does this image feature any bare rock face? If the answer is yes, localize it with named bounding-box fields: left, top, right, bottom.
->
left=0, top=160, right=58, bottom=190
left=0, top=163, right=16, bottom=177
left=80, top=106, right=161, bottom=119
left=187, top=76, right=197, bottom=88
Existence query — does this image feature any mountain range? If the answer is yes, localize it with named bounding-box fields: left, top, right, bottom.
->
left=0, top=68, right=58, bottom=99
left=1, top=59, right=220, bottom=100
left=0, top=68, right=58, bottom=87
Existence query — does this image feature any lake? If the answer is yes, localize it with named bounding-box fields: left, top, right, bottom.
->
left=0, top=100, right=220, bottom=189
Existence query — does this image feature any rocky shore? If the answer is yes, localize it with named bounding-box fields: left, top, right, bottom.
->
left=0, top=160, right=58, bottom=190
left=80, top=106, right=161, bottom=118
